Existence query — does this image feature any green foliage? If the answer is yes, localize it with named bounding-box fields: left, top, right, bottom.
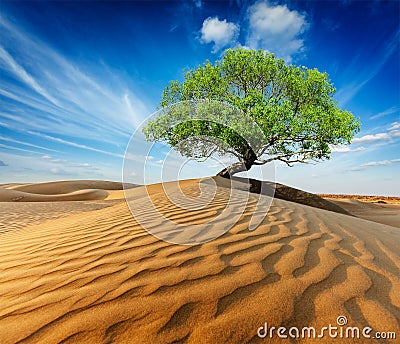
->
left=144, top=48, right=361, bottom=172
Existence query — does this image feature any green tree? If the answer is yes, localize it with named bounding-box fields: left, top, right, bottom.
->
left=143, top=48, right=360, bottom=178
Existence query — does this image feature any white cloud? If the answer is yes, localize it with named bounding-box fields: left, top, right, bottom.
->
left=352, top=133, right=390, bottom=143
left=330, top=145, right=366, bottom=153
left=389, top=122, right=400, bottom=131
left=49, top=167, right=74, bottom=175
left=370, top=106, right=398, bottom=120
left=362, top=160, right=392, bottom=167
left=246, top=1, right=308, bottom=61
left=42, top=156, right=99, bottom=171
left=71, top=162, right=92, bottom=168
left=0, top=150, right=119, bottom=183
left=330, top=146, right=351, bottom=153
left=350, top=122, right=400, bottom=145
left=352, top=130, right=400, bottom=144
left=200, top=17, right=239, bottom=53
left=351, top=158, right=400, bottom=171
left=330, top=123, right=399, bottom=155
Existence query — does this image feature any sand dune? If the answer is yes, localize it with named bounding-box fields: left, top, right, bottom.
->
left=5, top=180, right=132, bottom=194
left=0, top=187, right=110, bottom=202
left=327, top=198, right=400, bottom=228
left=0, top=180, right=137, bottom=202
left=0, top=178, right=399, bottom=343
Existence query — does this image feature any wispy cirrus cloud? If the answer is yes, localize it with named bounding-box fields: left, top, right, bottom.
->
left=0, top=116, right=124, bottom=164
left=27, top=131, right=124, bottom=158
left=369, top=106, right=398, bottom=120
left=351, top=157, right=400, bottom=171
left=0, top=14, right=151, bottom=182
left=0, top=142, right=43, bottom=155
left=336, top=30, right=399, bottom=106
left=0, top=16, right=149, bottom=146
left=0, top=135, right=59, bottom=152
left=0, top=151, right=110, bottom=182
left=0, top=46, right=59, bottom=106
left=389, top=122, right=400, bottom=131
left=40, top=155, right=100, bottom=171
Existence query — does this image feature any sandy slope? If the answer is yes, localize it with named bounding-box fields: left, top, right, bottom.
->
left=5, top=180, right=130, bottom=194
left=328, top=199, right=400, bottom=229
left=0, top=179, right=399, bottom=343
left=317, top=196, right=400, bottom=229
left=0, top=180, right=137, bottom=202
left=0, top=187, right=110, bottom=202
left=0, top=200, right=123, bottom=234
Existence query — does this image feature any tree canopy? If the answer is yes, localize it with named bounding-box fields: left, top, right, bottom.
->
left=143, top=48, right=360, bottom=178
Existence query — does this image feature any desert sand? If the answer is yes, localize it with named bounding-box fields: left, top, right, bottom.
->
left=320, top=195, right=400, bottom=229
left=0, top=178, right=399, bottom=343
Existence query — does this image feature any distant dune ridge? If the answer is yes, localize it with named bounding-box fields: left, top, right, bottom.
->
left=5, top=180, right=131, bottom=194
left=0, top=178, right=399, bottom=343
left=0, top=180, right=137, bottom=202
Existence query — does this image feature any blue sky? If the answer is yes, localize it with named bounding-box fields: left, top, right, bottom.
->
left=0, top=0, right=399, bottom=195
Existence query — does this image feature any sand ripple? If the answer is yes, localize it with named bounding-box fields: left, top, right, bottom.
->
left=0, top=180, right=399, bottom=343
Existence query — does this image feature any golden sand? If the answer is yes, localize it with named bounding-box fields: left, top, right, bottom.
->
left=0, top=178, right=398, bottom=343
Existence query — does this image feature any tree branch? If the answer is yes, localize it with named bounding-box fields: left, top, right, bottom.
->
left=253, top=149, right=316, bottom=166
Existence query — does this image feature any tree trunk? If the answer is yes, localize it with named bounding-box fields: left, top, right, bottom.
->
left=217, top=161, right=253, bottom=179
